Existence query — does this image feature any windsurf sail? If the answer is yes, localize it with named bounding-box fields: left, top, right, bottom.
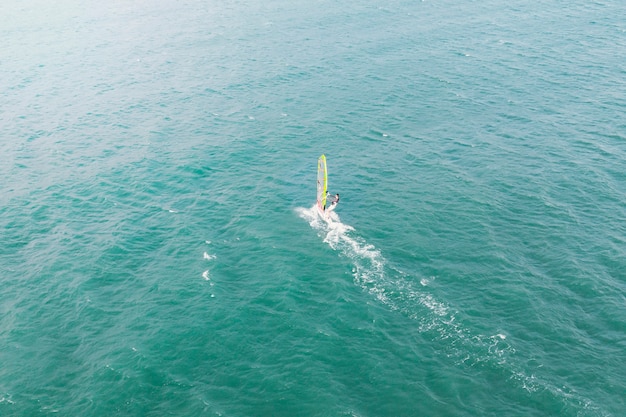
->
left=317, top=154, right=328, bottom=212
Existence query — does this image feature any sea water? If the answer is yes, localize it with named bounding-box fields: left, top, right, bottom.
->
left=1, top=0, right=625, bottom=415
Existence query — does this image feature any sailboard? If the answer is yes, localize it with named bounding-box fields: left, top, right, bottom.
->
left=316, top=154, right=328, bottom=215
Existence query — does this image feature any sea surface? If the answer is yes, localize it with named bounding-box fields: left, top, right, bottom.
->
left=1, top=0, right=625, bottom=415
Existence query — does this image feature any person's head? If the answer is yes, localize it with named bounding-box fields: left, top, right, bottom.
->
left=336, top=193, right=339, bottom=197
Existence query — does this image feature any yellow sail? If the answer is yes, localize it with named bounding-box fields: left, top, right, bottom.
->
left=317, top=155, right=327, bottom=212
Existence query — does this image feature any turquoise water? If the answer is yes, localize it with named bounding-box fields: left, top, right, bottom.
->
left=2, top=0, right=625, bottom=415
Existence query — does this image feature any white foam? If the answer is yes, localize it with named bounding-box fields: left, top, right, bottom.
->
left=203, top=252, right=216, bottom=261
left=202, top=270, right=210, bottom=280
left=298, top=206, right=464, bottom=330
left=0, top=396, right=14, bottom=405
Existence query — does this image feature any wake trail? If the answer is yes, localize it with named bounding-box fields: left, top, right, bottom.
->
left=296, top=205, right=606, bottom=417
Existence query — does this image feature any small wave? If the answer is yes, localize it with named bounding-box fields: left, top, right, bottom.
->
left=0, top=394, right=15, bottom=405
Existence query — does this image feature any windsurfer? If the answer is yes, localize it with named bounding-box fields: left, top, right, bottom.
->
left=326, top=193, right=340, bottom=212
